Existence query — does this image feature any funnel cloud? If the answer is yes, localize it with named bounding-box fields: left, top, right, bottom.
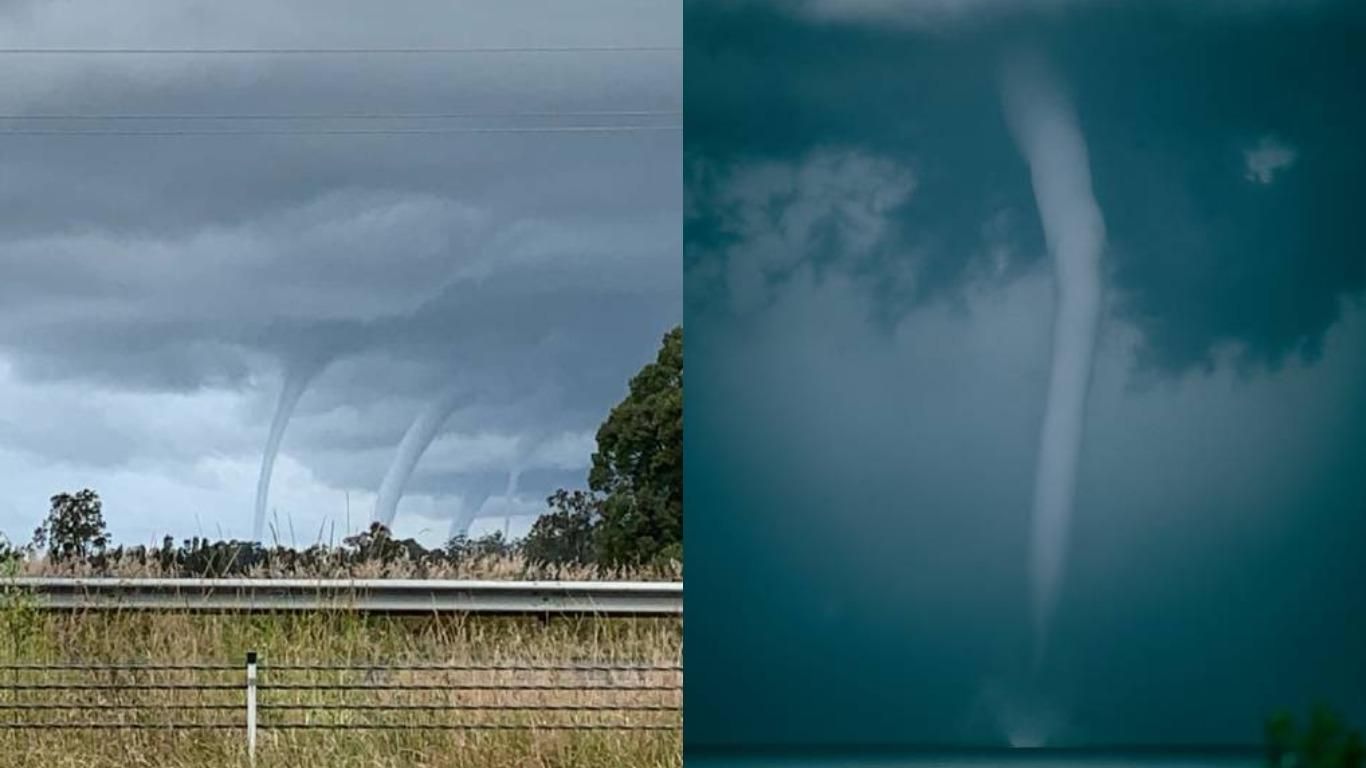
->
left=684, top=0, right=1366, bottom=749
left=253, top=358, right=328, bottom=542
left=1000, top=48, right=1106, bottom=662
left=373, top=388, right=470, bottom=528
left=497, top=466, right=523, bottom=537
left=0, top=0, right=679, bottom=548
left=447, top=493, right=488, bottom=540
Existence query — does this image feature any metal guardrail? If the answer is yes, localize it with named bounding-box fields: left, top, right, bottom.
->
left=0, top=653, right=683, bottom=760
left=0, top=578, right=682, bottom=616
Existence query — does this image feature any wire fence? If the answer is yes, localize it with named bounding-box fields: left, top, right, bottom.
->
left=0, top=654, right=682, bottom=757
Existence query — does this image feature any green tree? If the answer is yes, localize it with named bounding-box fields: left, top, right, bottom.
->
left=0, top=534, right=20, bottom=568
left=590, top=325, right=682, bottom=569
left=523, top=489, right=601, bottom=571
left=1266, top=706, right=1365, bottom=768
left=342, top=522, right=406, bottom=563
left=31, top=489, right=111, bottom=563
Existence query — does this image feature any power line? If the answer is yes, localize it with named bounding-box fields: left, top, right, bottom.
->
left=0, top=45, right=679, bottom=55
left=0, top=110, right=679, bottom=121
left=0, top=125, right=679, bottom=136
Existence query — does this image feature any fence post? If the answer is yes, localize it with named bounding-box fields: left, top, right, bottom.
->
left=245, top=651, right=258, bottom=765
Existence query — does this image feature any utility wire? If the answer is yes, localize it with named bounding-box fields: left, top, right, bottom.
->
left=261, top=662, right=681, bottom=671
left=0, top=46, right=679, bottom=55
left=0, top=125, right=679, bottom=136
left=0, top=722, right=677, bottom=731
left=0, top=110, right=680, bottom=121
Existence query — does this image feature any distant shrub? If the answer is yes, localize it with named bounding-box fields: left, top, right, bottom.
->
left=1266, top=706, right=1365, bottom=768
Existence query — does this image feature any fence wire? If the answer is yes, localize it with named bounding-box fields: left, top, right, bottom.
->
left=0, top=656, right=682, bottom=735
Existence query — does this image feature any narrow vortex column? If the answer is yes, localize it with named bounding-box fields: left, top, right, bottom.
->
left=1000, top=46, right=1107, bottom=666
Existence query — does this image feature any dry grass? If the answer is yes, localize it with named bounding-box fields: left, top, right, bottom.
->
left=15, top=553, right=682, bottom=582
left=0, top=599, right=681, bottom=767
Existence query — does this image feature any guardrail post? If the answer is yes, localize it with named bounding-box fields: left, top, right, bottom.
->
left=245, top=651, right=258, bottom=764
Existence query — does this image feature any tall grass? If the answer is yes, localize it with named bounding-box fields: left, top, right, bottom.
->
left=0, top=589, right=681, bottom=767
left=14, top=552, right=682, bottom=582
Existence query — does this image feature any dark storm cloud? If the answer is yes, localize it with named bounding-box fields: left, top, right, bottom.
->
left=685, top=4, right=1039, bottom=315
left=0, top=0, right=679, bottom=537
left=1057, top=10, right=1366, bottom=372
left=684, top=0, right=1366, bottom=751
left=686, top=0, right=1366, bottom=374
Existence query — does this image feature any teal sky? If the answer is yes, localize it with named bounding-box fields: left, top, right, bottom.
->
left=685, top=0, right=1366, bottom=752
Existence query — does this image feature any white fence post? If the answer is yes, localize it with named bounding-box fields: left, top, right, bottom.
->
left=245, top=651, right=258, bottom=764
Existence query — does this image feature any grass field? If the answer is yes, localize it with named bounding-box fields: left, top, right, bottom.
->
left=0, top=587, right=681, bottom=767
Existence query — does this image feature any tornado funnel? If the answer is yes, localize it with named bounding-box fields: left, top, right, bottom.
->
left=253, top=358, right=327, bottom=542
left=373, top=388, right=468, bottom=528
left=1000, top=47, right=1107, bottom=664
left=446, top=493, right=487, bottom=541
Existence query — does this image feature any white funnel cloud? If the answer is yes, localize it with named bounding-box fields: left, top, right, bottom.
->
left=446, top=492, right=489, bottom=541
left=499, top=466, right=522, bottom=538
left=253, top=359, right=326, bottom=541
left=1000, top=47, right=1106, bottom=663
left=373, top=388, right=467, bottom=528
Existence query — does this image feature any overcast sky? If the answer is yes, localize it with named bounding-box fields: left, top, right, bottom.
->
left=685, top=0, right=1366, bottom=751
left=0, top=0, right=681, bottom=547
